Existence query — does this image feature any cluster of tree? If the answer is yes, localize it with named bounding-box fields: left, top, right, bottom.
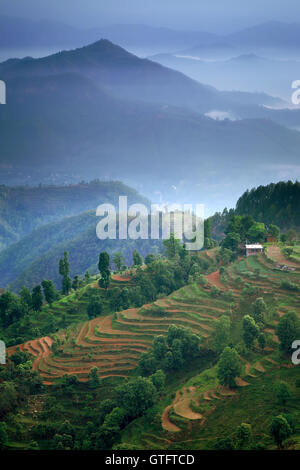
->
left=41, top=371, right=166, bottom=450
left=98, top=236, right=215, bottom=314
left=0, top=279, right=59, bottom=329
left=0, top=350, right=44, bottom=448
left=240, top=297, right=269, bottom=350
left=59, top=252, right=83, bottom=294
left=276, top=311, right=300, bottom=354
left=217, top=346, right=242, bottom=389
left=235, top=181, right=300, bottom=231
left=222, top=214, right=271, bottom=252
left=214, top=412, right=296, bottom=450
left=1, top=235, right=213, bottom=346
left=214, top=422, right=252, bottom=450
left=203, top=218, right=218, bottom=250
left=139, top=325, right=200, bottom=376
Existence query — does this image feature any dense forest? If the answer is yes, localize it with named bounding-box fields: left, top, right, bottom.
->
left=235, top=181, right=300, bottom=230
left=210, top=181, right=300, bottom=241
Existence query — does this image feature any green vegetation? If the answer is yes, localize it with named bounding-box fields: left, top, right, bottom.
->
left=235, top=181, right=300, bottom=231
left=0, top=211, right=300, bottom=451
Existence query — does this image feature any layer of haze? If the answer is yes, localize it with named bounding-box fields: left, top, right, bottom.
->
left=1, top=0, right=300, bottom=33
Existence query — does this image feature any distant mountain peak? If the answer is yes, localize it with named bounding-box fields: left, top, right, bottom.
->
left=71, top=37, right=138, bottom=61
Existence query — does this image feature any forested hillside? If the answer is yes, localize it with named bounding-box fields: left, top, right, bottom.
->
left=210, top=181, right=300, bottom=240
left=7, top=222, right=162, bottom=292
left=235, top=181, right=300, bottom=230
left=0, top=180, right=149, bottom=250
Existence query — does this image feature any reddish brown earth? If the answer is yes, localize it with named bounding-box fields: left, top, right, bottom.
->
left=162, top=406, right=180, bottom=433
left=206, top=271, right=223, bottom=289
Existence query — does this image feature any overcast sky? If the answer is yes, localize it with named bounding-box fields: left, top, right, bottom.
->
left=1, top=0, right=300, bottom=33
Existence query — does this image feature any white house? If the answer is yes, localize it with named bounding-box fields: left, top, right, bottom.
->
left=245, top=244, right=264, bottom=257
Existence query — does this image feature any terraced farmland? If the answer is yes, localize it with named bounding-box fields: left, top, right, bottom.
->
left=8, top=267, right=231, bottom=384
left=5, top=247, right=300, bottom=451
left=121, top=251, right=300, bottom=444
left=7, top=249, right=300, bottom=443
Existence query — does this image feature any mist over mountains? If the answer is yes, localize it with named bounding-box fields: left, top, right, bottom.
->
left=1, top=37, right=300, bottom=210
left=3, top=16, right=300, bottom=55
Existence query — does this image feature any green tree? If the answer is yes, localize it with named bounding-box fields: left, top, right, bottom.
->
left=112, top=252, right=124, bottom=272
left=242, top=315, right=259, bottom=349
left=252, top=297, right=267, bottom=325
left=115, top=377, right=158, bottom=419
left=222, top=232, right=241, bottom=251
left=87, top=296, right=102, bottom=319
left=214, top=315, right=231, bottom=353
left=276, top=311, right=300, bottom=353
left=268, top=224, right=280, bottom=240
left=120, top=288, right=130, bottom=310
left=98, top=252, right=111, bottom=289
left=217, top=346, right=242, bottom=388
left=103, top=407, right=126, bottom=429
left=270, top=415, right=292, bottom=448
left=32, top=285, right=43, bottom=311
left=163, top=351, right=174, bottom=370
left=150, top=369, right=166, bottom=393
left=258, top=332, right=266, bottom=350
left=171, top=338, right=184, bottom=369
left=0, top=291, right=27, bottom=327
left=145, top=254, right=156, bottom=265
left=236, top=423, right=252, bottom=449
left=72, top=275, right=80, bottom=290
left=59, top=252, right=72, bottom=295
left=88, top=367, right=100, bottom=388
left=153, top=335, right=168, bottom=360
left=108, top=287, right=122, bottom=311
left=19, top=286, right=32, bottom=309
left=287, top=229, right=297, bottom=242
left=138, top=352, right=158, bottom=376
left=132, top=249, right=143, bottom=266
left=41, top=280, right=57, bottom=306
left=0, top=382, right=18, bottom=415
left=275, top=382, right=291, bottom=406
left=163, top=233, right=182, bottom=259
left=248, top=222, right=266, bottom=243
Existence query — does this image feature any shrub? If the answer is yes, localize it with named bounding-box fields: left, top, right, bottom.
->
left=280, top=280, right=300, bottom=292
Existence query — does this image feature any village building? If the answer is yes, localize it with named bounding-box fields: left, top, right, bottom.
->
left=244, top=244, right=264, bottom=257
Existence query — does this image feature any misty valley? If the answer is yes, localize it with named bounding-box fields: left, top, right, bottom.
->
left=0, top=4, right=299, bottom=456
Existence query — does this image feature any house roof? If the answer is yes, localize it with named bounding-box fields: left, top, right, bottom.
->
left=245, top=244, right=263, bottom=249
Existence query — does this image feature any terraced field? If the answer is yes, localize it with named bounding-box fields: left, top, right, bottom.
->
left=267, top=245, right=299, bottom=268
left=7, top=248, right=300, bottom=443
left=8, top=265, right=231, bottom=384
left=122, top=251, right=300, bottom=444
left=160, top=344, right=296, bottom=442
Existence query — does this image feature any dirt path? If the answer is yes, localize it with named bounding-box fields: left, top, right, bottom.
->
left=267, top=245, right=299, bottom=268
left=161, top=406, right=181, bottom=433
